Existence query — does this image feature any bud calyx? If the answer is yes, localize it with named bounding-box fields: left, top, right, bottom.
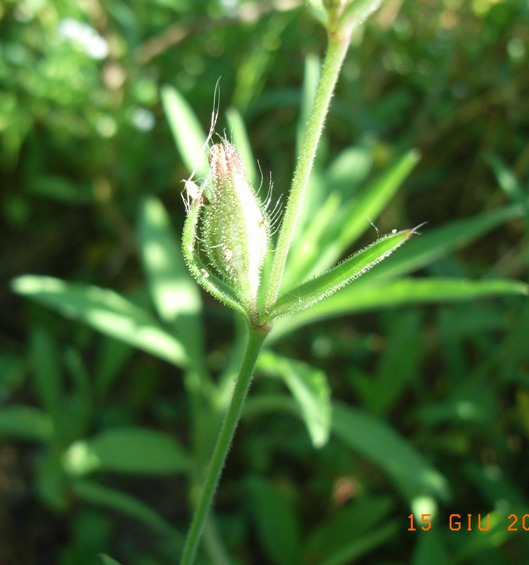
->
left=195, top=141, right=270, bottom=321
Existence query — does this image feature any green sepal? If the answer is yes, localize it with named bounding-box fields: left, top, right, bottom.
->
left=182, top=196, right=248, bottom=320
left=272, top=228, right=414, bottom=319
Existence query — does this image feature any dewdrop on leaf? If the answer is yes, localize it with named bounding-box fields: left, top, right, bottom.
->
left=201, top=141, right=270, bottom=316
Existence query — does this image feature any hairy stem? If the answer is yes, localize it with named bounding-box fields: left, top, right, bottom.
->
left=180, top=327, right=268, bottom=565
left=264, top=26, right=354, bottom=314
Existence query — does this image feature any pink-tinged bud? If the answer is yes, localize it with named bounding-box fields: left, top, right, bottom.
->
left=201, top=141, right=270, bottom=318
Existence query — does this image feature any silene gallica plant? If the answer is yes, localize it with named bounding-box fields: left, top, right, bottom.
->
left=10, top=0, right=528, bottom=564
left=178, top=2, right=416, bottom=560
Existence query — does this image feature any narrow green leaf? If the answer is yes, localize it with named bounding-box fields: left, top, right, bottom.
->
left=332, top=402, right=450, bottom=501
left=37, top=450, right=69, bottom=510
left=305, top=496, right=394, bottom=563
left=486, top=153, right=527, bottom=206
left=273, top=229, right=413, bottom=319
left=271, top=277, right=528, bottom=339
left=94, top=340, right=132, bottom=400
left=73, top=479, right=180, bottom=539
left=453, top=507, right=515, bottom=561
left=0, top=405, right=53, bottom=442
left=99, top=555, right=123, bottom=565
left=247, top=476, right=301, bottom=565
left=326, top=139, right=375, bottom=196
left=316, top=149, right=419, bottom=273
left=161, top=85, right=208, bottom=176
left=29, top=327, right=62, bottom=420
left=138, top=197, right=207, bottom=373
left=12, top=276, right=187, bottom=367
left=28, top=176, right=93, bottom=204
left=138, top=197, right=202, bottom=323
left=258, top=351, right=331, bottom=447
left=320, top=522, right=399, bottom=565
left=371, top=310, right=422, bottom=415
left=289, top=55, right=323, bottom=251
left=321, top=151, right=419, bottom=277
left=412, top=527, right=450, bottom=565
left=363, top=204, right=523, bottom=281
left=288, top=150, right=419, bottom=285
left=283, top=193, right=342, bottom=290
left=64, top=427, right=190, bottom=476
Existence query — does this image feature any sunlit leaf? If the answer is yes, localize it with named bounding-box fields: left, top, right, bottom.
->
left=12, top=276, right=187, bottom=367
left=272, top=277, right=527, bottom=339
left=161, top=85, right=208, bottom=176
left=138, top=197, right=202, bottom=323
left=258, top=351, right=331, bottom=447
left=138, top=196, right=207, bottom=371
left=297, top=149, right=420, bottom=282
left=273, top=229, right=413, bottom=319
left=64, top=427, right=190, bottom=475
left=0, top=405, right=53, bottom=442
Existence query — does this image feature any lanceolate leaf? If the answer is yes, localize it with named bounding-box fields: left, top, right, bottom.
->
left=304, top=149, right=420, bottom=282
left=284, top=149, right=418, bottom=289
left=73, top=479, right=180, bottom=539
left=137, top=197, right=201, bottom=324
left=258, top=351, right=331, bottom=448
left=271, top=277, right=528, bottom=339
left=332, top=402, right=450, bottom=501
left=226, top=107, right=258, bottom=187
left=161, top=85, right=208, bottom=177
left=12, top=276, right=187, bottom=366
left=272, top=229, right=414, bottom=319
left=137, top=197, right=207, bottom=371
left=0, top=405, right=53, bottom=442
left=64, top=427, right=190, bottom=476
left=361, top=204, right=524, bottom=282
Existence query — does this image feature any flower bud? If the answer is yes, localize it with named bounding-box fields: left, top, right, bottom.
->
left=201, top=141, right=270, bottom=318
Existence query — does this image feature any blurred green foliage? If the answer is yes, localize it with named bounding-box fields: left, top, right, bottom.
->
left=2, top=0, right=529, bottom=563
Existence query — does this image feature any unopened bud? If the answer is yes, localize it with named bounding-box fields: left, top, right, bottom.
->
left=201, top=141, right=270, bottom=317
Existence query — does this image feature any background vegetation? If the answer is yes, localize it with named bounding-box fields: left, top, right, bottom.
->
left=1, top=0, right=529, bottom=563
